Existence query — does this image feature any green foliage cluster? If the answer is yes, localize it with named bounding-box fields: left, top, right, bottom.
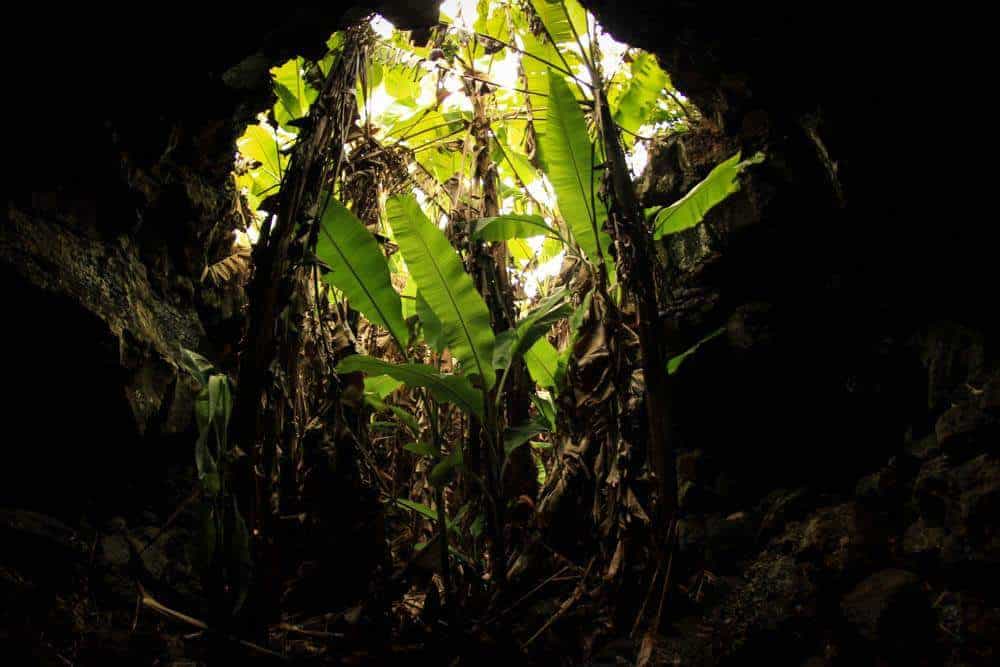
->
left=226, top=0, right=763, bottom=578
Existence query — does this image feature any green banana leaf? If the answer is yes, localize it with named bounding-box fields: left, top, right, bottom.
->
left=530, top=0, right=589, bottom=46
left=472, top=214, right=557, bottom=242
left=493, top=290, right=572, bottom=371
left=315, top=196, right=408, bottom=349
left=416, top=290, right=445, bottom=353
left=651, top=152, right=763, bottom=239
left=536, top=71, right=613, bottom=275
left=336, top=355, right=484, bottom=419
left=611, top=52, right=669, bottom=138
left=271, top=57, right=318, bottom=131
left=387, top=195, right=496, bottom=389
left=666, top=327, right=726, bottom=375
left=525, top=337, right=560, bottom=388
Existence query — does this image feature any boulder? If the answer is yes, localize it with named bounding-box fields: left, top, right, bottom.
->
left=710, top=552, right=819, bottom=663
left=934, top=370, right=1000, bottom=460
left=794, top=503, right=885, bottom=575
left=757, top=488, right=816, bottom=540
left=1, top=210, right=209, bottom=513
left=934, top=591, right=1000, bottom=664
left=905, top=454, right=1000, bottom=572
left=840, top=569, right=926, bottom=641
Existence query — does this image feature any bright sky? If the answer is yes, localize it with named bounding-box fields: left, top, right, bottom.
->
left=361, top=8, right=655, bottom=297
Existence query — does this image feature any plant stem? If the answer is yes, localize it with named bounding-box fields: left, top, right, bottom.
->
left=427, top=396, right=454, bottom=622
left=589, top=46, right=677, bottom=523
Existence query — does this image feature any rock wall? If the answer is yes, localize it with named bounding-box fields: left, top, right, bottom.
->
left=574, top=3, right=999, bottom=662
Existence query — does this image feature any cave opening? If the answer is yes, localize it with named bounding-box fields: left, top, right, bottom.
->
left=3, top=1, right=998, bottom=665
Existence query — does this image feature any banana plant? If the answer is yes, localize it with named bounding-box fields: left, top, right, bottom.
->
left=314, top=1, right=678, bottom=553
left=648, top=151, right=764, bottom=239
left=234, top=0, right=763, bottom=598
left=179, top=349, right=252, bottom=617
left=316, top=189, right=569, bottom=583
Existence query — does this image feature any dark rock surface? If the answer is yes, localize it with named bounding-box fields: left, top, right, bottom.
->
left=651, top=371, right=1000, bottom=664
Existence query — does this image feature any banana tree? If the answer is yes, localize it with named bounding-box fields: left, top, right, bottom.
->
left=227, top=0, right=761, bottom=610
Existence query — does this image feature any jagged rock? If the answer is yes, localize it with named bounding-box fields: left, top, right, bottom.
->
left=0, top=510, right=91, bottom=658
left=711, top=552, right=819, bottom=663
left=655, top=551, right=819, bottom=665
left=934, top=369, right=1000, bottom=460
left=704, top=512, right=757, bottom=569
left=952, top=455, right=1000, bottom=526
left=840, top=569, right=927, bottom=641
left=902, top=518, right=947, bottom=564
left=918, top=322, right=986, bottom=414
left=934, top=591, right=1000, bottom=664
left=0, top=510, right=88, bottom=583
left=659, top=285, right=723, bottom=349
left=855, top=455, right=914, bottom=510
left=1, top=210, right=204, bottom=438
left=636, top=129, right=738, bottom=208
left=727, top=302, right=775, bottom=351
left=788, top=503, right=885, bottom=576
left=905, top=454, right=1000, bottom=571
left=906, top=432, right=942, bottom=462
left=678, top=511, right=754, bottom=571
left=912, top=455, right=952, bottom=521
left=937, top=415, right=998, bottom=463
left=757, top=488, right=815, bottom=540
left=854, top=469, right=891, bottom=507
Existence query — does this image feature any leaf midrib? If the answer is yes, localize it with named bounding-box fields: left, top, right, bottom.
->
left=319, top=219, right=402, bottom=348
left=526, top=343, right=557, bottom=386
left=343, top=357, right=481, bottom=416
left=408, top=220, right=489, bottom=385
left=547, top=76, right=600, bottom=256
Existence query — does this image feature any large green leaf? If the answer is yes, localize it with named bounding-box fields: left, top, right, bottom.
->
left=365, top=396, right=421, bottom=438
left=472, top=214, right=557, bottom=242
left=194, top=429, right=220, bottom=495
left=495, top=142, right=538, bottom=187
left=336, top=355, right=484, bottom=418
left=667, top=327, right=725, bottom=375
left=236, top=124, right=287, bottom=198
left=383, top=62, right=423, bottom=104
left=404, top=440, right=438, bottom=458
left=395, top=498, right=461, bottom=533
left=315, top=197, right=408, bottom=349
left=651, top=152, right=763, bottom=240
left=532, top=390, right=558, bottom=430
left=611, top=52, right=669, bottom=138
left=530, top=0, right=589, bottom=46
left=365, top=375, right=403, bottom=400
left=395, top=498, right=438, bottom=522
left=494, top=290, right=571, bottom=371
left=429, top=446, right=463, bottom=487
left=473, top=0, right=514, bottom=57
left=520, top=28, right=561, bottom=98
left=503, top=417, right=550, bottom=456
left=179, top=348, right=214, bottom=387
left=525, top=337, right=560, bottom=388
left=536, top=71, right=613, bottom=272
left=317, top=31, right=344, bottom=76
left=271, top=57, right=318, bottom=131
left=416, top=290, right=445, bottom=353
left=387, top=195, right=496, bottom=389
